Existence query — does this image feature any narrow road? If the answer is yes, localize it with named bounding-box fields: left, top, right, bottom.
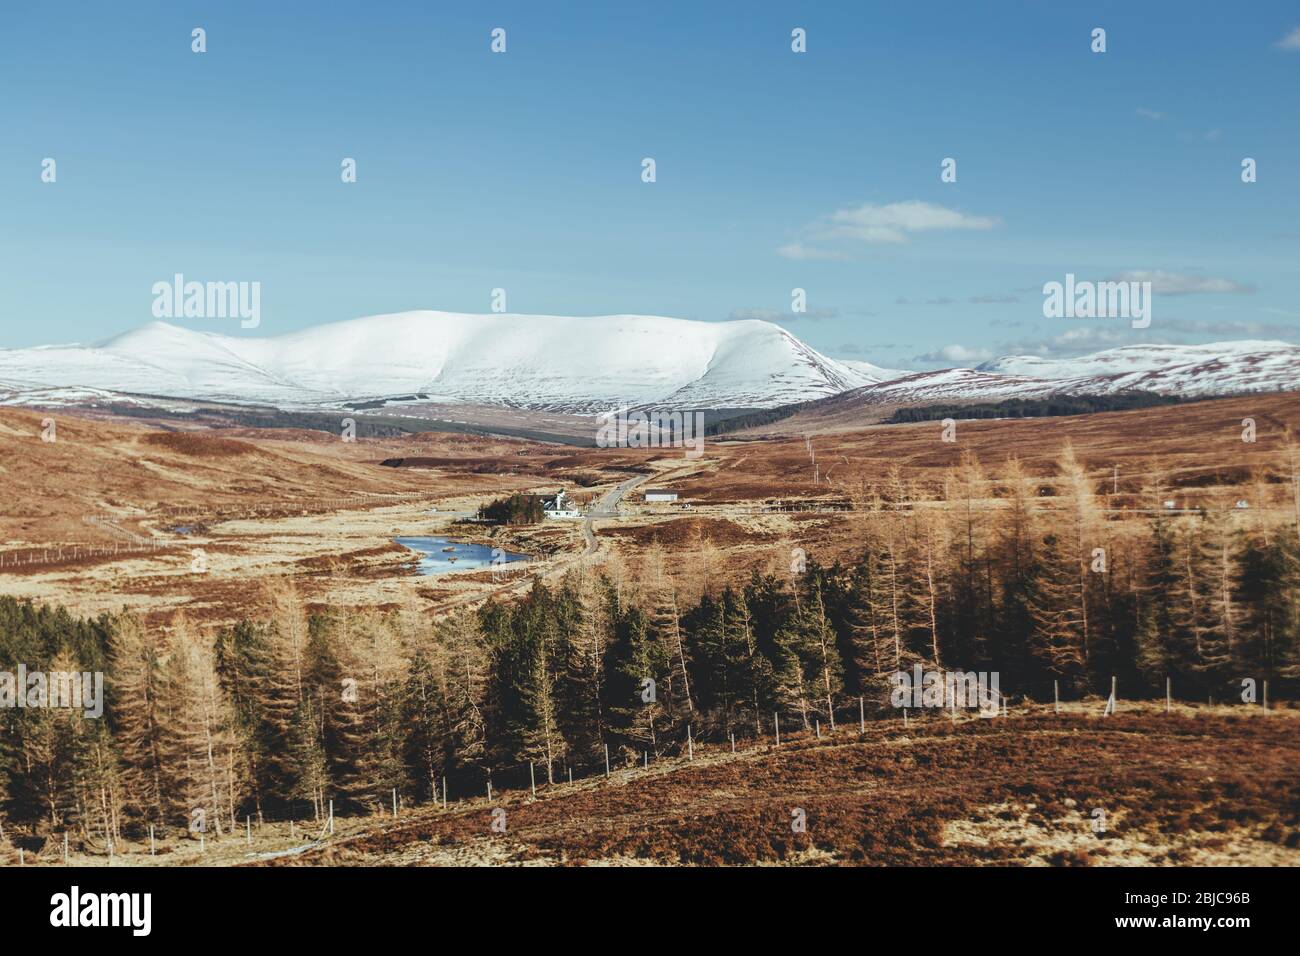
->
left=581, top=472, right=654, bottom=557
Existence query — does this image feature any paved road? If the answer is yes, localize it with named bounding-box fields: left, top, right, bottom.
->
left=581, top=472, right=654, bottom=557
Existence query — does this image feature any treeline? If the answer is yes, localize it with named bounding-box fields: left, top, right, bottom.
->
left=887, top=391, right=1182, bottom=423
left=705, top=404, right=805, bottom=436
left=477, top=493, right=544, bottom=525
left=3, top=447, right=1299, bottom=847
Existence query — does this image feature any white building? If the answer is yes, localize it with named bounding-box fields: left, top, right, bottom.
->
left=644, top=489, right=678, bottom=503
left=542, top=489, right=582, bottom=519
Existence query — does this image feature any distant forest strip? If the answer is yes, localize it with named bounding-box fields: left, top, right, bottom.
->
left=3, top=444, right=1298, bottom=849
left=705, top=403, right=808, bottom=436
left=94, top=397, right=594, bottom=445
left=886, top=392, right=1185, bottom=423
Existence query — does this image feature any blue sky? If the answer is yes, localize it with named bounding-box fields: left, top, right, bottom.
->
left=1, top=1, right=1298, bottom=369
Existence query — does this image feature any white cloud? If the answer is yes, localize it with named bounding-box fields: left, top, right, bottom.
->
left=776, top=241, right=848, bottom=261
left=915, top=344, right=994, bottom=364
left=1109, top=269, right=1254, bottom=295
left=1275, top=27, right=1300, bottom=49
left=1135, top=107, right=1166, bottom=121
left=811, top=200, right=1000, bottom=244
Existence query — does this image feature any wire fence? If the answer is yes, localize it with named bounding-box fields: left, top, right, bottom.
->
left=3, top=677, right=1287, bottom=866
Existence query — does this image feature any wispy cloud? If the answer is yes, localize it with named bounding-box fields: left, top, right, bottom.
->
left=815, top=200, right=999, bottom=244
left=780, top=200, right=999, bottom=257
left=914, top=344, right=994, bottom=365
left=1159, top=317, right=1300, bottom=339
left=1275, top=27, right=1300, bottom=49
left=776, top=241, right=848, bottom=261
left=990, top=326, right=1155, bottom=358
left=1108, top=269, right=1254, bottom=295
left=969, top=293, right=1020, bottom=304
left=1135, top=107, right=1166, bottom=121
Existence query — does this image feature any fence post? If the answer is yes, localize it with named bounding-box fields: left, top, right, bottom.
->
left=730, top=732, right=735, bottom=753
left=774, top=712, right=780, bottom=746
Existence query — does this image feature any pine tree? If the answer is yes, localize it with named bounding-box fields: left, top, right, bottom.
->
left=107, top=612, right=165, bottom=826
left=156, top=619, right=236, bottom=835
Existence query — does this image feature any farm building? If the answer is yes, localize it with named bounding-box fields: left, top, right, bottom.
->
left=644, top=489, right=678, bottom=503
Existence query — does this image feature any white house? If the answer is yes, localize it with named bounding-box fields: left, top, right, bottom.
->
left=542, top=489, right=582, bottom=519
left=644, top=488, right=678, bottom=503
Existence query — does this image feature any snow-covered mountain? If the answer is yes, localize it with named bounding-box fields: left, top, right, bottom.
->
left=2, top=314, right=1295, bottom=419
left=977, top=340, right=1300, bottom=393
left=824, top=340, right=1300, bottom=410
left=0, top=312, right=883, bottom=413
